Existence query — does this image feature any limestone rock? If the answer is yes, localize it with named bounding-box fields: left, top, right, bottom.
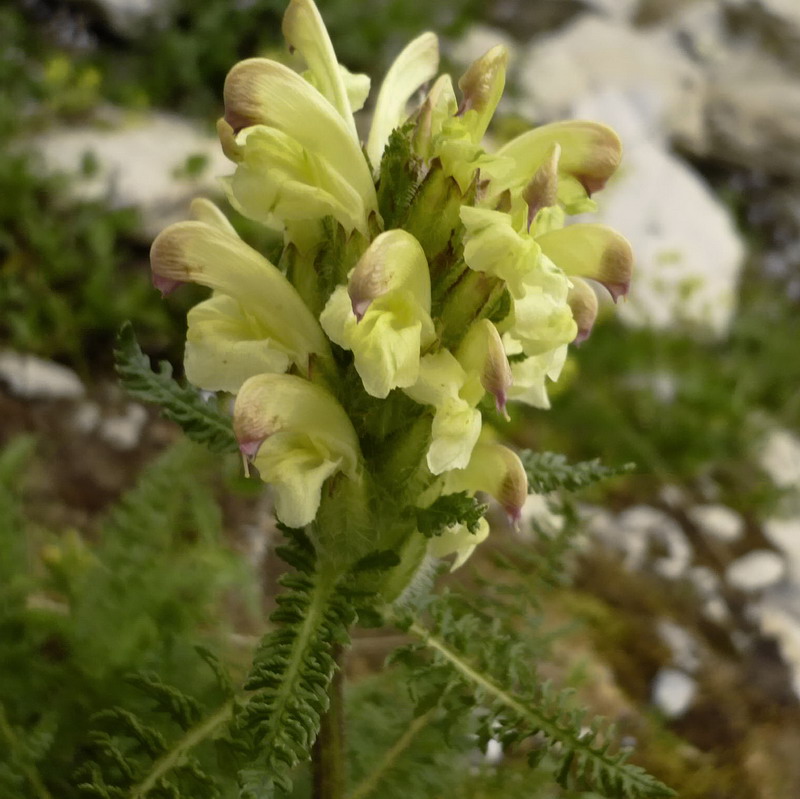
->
left=0, top=351, right=85, bottom=400
left=514, top=14, right=706, bottom=149
left=34, top=111, right=231, bottom=241
left=687, top=504, right=745, bottom=543
left=572, top=90, right=743, bottom=336
left=651, top=668, right=697, bottom=717
left=727, top=550, right=787, bottom=592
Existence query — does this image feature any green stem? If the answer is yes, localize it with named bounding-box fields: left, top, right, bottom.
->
left=347, top=709, right=435, bottom=799
left=130, top=701, right=234, bottom=798
left=312, top=645, right=346, bottom=799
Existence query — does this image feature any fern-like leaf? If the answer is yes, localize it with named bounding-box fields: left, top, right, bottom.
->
left=391, top=597, right=674, bottom=799
left=114, top=322, right=237, bottom=453
left=521, top=451, right=635, bottom=494
left=415, top=492, right=488, bottom=537
left=235, top=529, right=357, bottom=798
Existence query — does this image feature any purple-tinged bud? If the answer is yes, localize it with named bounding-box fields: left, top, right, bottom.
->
left=567, top=277, right=599, bottom=345
left=522, top=143, right=560, bottom=230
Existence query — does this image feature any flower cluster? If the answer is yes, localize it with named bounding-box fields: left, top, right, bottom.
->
left=150, top=0, right=631, bottom=584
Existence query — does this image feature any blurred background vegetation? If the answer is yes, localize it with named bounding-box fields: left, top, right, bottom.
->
left=3, top=0, right=800, bottom=797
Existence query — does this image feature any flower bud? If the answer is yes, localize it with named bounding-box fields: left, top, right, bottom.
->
left=522, top=143, right=560, bottom=230
left=457, top=45, right=508, bottom=142
left=536, top=224, right=633, bottom=302
left=456, top=319, right=513, bottom=417
left=567, top=277, right=599, bottom=345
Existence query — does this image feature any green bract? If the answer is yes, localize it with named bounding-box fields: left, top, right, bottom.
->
left=150, top=0, right=632, bottom=579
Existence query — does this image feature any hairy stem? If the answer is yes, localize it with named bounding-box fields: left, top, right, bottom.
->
left=130, top=700, right=234, bottom=798
left=312, top=645, right=346, bottom=799
left=347, top=709, right=435, bottom=799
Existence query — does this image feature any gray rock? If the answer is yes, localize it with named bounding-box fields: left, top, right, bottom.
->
left=595, top=505, right=693, bottom=579
left=573, top=90, right=744, bottom=336
left=726, top=550, right=787, bottom=592
left=90, top=0, right=166, bottom=38
left=651, top=668, right=697, bottom=717
left=705, top=63, right=800, bottom=177
left=764, top=517, right=800, bottom=577
left=0, top=351, right=85, bottom=400
left=688, top=504, right=745, bottom=543
left=514, top=15, right=707, bottom=150
left=757, top=428, right=800, bottom=489
left=753, top=586, right=800, bottom=699
left=34, top=111, right=231, bottom=241
left=658, top=619, right=702, bottom=672
left=725, top=0, right=800, bottom=72
left=99, top=403, right=148, bottom=451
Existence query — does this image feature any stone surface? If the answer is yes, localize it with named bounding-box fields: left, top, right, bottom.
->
left=99, top=403, right=149, bottom=451
left=658, top=619, right=702, bottom=672
left=726, top=550, right=787, bottom=592
left=589, top=504, right=693, bottom=579
left=757, top=428, right=800, bottom=489
left=687, top=504, right=745, bottom=543
left=89, top=0, right=165, bottom=38
left=705, top=61, right=800, bottom=178
left=0, top=351, right=85, bottom=400
left=572, top=89, right=744, bottom=336
left=447, top=24, right=518, bottom=69
left=514, top=15, right=706, bottom=149
left=651, top=667, right=697, bottom=717
left=725, top=0, right=800, bottom=71
left=34, top=111, right=231, bottom=240
left=764, top=517, right=800, bottom=577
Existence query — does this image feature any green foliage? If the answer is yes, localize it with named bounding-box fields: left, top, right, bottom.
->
left=0, top=436, right=253, bottom=798
left=235, top=528, right=358, bottom=797
left=391, top=593, right=674, bottom=799
left=376, top=125, right=421, bottom=229
left=114, top=323, right=238, bottom=454
left=77, top=660, right=237, bottom=799
left=415, top=491, right=489, bottom=536
left=521, top=451, right=636, bottom=494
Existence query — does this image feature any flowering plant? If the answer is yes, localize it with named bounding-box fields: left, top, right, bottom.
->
left=151, top=0, right=630, bottom=581
left=139, top=2, right=670, bottom=797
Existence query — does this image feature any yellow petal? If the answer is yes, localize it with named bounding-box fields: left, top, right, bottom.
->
left=234, top=373, right=360, bottom=482
left=225, top=124, right=369, bottom=233
left=536, top=224, right=633, bottom=302
left=223, top=58, right=376, bottom=210
left=282, top=0, right=359, bottom=138
left=494, top=120, right=622, bottom=211
left=184, top=294, right=291, bottom=393
left=443, top=442, right=528, bottom=522
left=457, top=45, right=508, bottom=142
left=150, top=220, right=329, bottom=373
left=428, top=517, right=489, bottom=570
left=367, top=32, right=440, bottom=168
left=189, top=197, right=237, bottom=236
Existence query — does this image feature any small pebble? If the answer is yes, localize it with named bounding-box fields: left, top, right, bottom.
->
left=99, top=403, right=148, bottom=451
left=688, top=504, right=744, bottom=543
left=0, top=351, right=85, bottom=400
left=652, top=668, right=697, bottom=718
left=726, top=550, right=786, bottom=592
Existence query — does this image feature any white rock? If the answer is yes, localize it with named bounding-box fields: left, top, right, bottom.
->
left=100, top=403, right=148, bottom=451
left=726, top=550, right=786, bottom=592
left=764, top=517, right=800, bottom=577
left=602, top=505, right=693, bottom=579
left=757, top=428, right=800, bottom=489
left=651, top=668, right=697, bottom=717
left=520, top=493, right=564, bottom=536
left=688, top=504, right=745, bottom=543
left=90, top=0, right=165, bottom=37
left=582, top=0, right=640, bottom=21
left=72, top=401, right=102, bottom=434
left=34, top=111, right=231, bottom=240
left=571, top=92, right=744, bottom=336
left=658, top=619, right=701, bottom=672
left=0, top=351, right=85, bottom=400
left=688, top=566, right=730, bottom=623
left=755, top=591, right=800, bottom=699
left=515, top=15, right=706, bottom=149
